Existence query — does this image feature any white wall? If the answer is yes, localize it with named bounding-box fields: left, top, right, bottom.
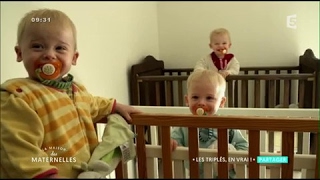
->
left=157, top=1, right=319, bottom=68
left=1, top=1, right=159, bottom=104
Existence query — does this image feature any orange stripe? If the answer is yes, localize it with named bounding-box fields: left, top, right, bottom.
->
left=50, top=136, right=96, bottom=163
left=43, top=110, right=78, bottom=132
left=36, top=97, right=74, bottom=118
left=45, top=120, right=96, bottom=147
left=74, top=95, right=92, bottom=104
left=45, top=121, right=84, bottom=146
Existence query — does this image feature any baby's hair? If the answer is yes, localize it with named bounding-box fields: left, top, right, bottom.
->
left=16, top=8, right=78, bottom=50
left=187, top=69, right=226, bottom=97
left=209, top=28, right=231, bottom=43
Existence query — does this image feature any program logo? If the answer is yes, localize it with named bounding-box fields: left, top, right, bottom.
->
left=287, top=14, right=297, bottom=29
left=31, top=146, right=77, bottom=163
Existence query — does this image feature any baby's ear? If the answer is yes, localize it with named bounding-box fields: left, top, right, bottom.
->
left=184, top=94, right=189, bottom=106
left=15, top=46, right=23, bottom=62
left=219, top=97, right=226, bottom=108
left=72, top=51, right=79, bottom=65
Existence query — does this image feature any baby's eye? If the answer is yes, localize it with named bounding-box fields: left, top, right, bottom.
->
left=206, top=96, right=215, bottom=101
left=56, top=46, right=67, bottom=50
left=191, top=96, right=199, bottom=100
left=31, top=44, right=43, bottom=49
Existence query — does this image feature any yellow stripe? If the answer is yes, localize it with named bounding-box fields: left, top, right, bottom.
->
left=43, top=109, right=78, bottom=132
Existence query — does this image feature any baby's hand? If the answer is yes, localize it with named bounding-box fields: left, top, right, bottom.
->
left=114, top=103, right=142, bottom=123
left=219, top=70, right=230, bottom=78
left=170, top=139, right=178, bottom=151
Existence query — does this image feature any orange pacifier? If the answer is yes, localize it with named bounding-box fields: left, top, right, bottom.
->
left=195, top=107, right=209, bottom=115
left=218, top=49, right=227, bottom=54
left=34, top=59, right=62, bottom=80
left=222, top=49, right=227, bottom=54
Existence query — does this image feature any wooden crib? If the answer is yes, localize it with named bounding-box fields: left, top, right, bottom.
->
left=102, top=107, right=319, bottom=179
left=129, top=49, right=319, bottom=155
left=130, top=49, right=319, bottom=109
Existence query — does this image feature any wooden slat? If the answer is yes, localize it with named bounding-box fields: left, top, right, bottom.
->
left=228, top=80, right=234, bottom=107
left=241, top=80, right=248, bottom=107
left=234, top=80, right=239, bottom=107
left=288, top=70, right=292, bottom=104
left=281, top=132, right=295, bottom=178
left=136, top=125, right=147, bottom=178
left=297, top=81, right=305, bottom=155
left=265, top=70, right=270, bottom=108
left=188, top=127, right=199, bottom=178
left=155, top=82, right=160, bottom=106
left=298, top=80, right=305, bottom=108
left=144, top=82, right=150, bottom=106
left=136, top=80, right=141, bottom=105
left=297, top=132, right=303, bottom=154
left=161, top=126, right=173, bottom=178
left=276, top=70, right=281, bottom=105
left=268, top=131, right=275, bottom=153
left=268, top=80, right=275, bottom=108
left=165, top=81, right=173, bottom=106
left=115, top=161, right=124, bottom=178
left=178, top=80, right=183, bottom=106
left=283, top=80, right=290, bottom=108
left=248, top=130, right=260, bottom=178
left=312, top=76, right=316, bottom=108
left=217, top=129, right=228, bottom=178
left=268, top=80, right=275, bottom=153
left=254, top=80, right=261, bottom=108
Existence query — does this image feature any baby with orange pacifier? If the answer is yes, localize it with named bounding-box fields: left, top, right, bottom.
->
left=194, top=28, right=240, bottom=79
left=169, top=69, right=248, bottom=178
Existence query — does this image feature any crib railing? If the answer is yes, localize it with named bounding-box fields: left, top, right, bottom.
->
left=113, top=113, right=319, bottom=179
left=135, top=73, right=316, bottom=108
left=130, top=49, right=319, bottom=109
left=163, top=66, right=300, bottom=76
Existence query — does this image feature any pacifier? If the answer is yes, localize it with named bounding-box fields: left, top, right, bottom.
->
left=222, top=49, right=227, bottom=54
left=196, top=107, right=208, bottom=115
left=218, top=49, right=227, bottom=54
left=34, top=59, right=62, bottom=80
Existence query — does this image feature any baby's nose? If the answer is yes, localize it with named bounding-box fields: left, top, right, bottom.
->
left=198, top=100, right=206, bottom=106
left=43, top=50, right=56, bottom=60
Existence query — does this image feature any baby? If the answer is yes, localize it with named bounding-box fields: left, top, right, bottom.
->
left=170, top=69, right=248, bottom=178
left=194, top=28, right=240, bottom=78
left=0, top=8, right=140, bottom=178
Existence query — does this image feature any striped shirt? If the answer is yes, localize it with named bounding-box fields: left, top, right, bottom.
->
left=0, top=78, right=116, bottom=178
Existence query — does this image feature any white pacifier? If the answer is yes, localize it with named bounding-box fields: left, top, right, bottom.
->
left=196, top=108, right=205, bottom=115
left=42, top=64, right=56, bottom=75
